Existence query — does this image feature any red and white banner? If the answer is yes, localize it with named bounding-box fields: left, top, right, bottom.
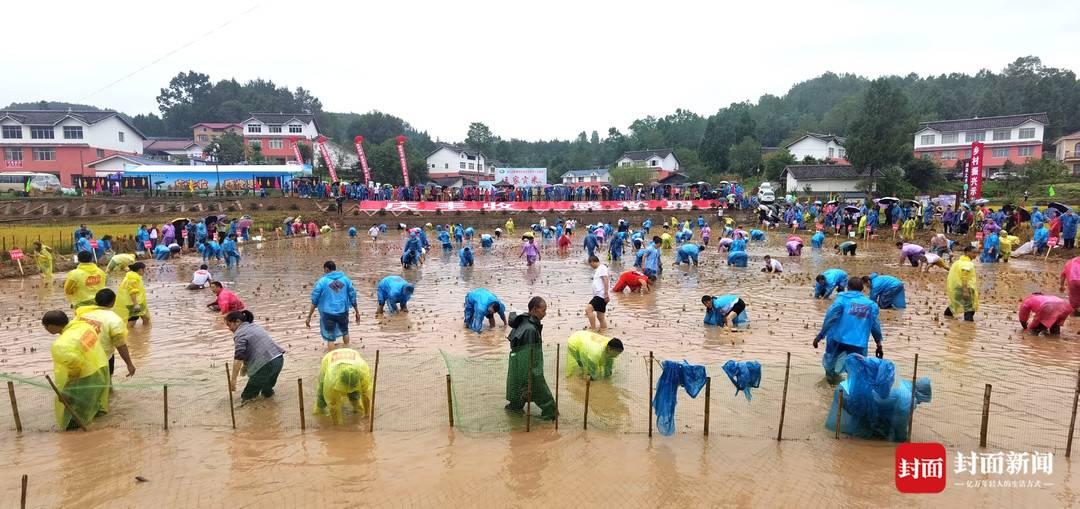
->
left=316, top=136, right=338, bottom=183
left=356, top=199, right=719, bottom=212
left=290, top=137, right=304, bottom=165
left=395, top=135, right=410, bottom=187
left=966, top=141, right=984, bottom=203
left=354, top=135, right=372, bottom=185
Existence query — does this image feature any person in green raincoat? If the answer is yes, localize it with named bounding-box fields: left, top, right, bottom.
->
left=505, top=296, right=556, bottom=420
left=565, top=330, right=624, bottom=379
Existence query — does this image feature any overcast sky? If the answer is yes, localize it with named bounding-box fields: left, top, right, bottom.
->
left=5, top=0, right=1078, bottom=141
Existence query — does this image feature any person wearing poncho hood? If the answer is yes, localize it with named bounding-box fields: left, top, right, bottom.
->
left=64, top=251, right=106, bottom=309
left=464, top=288, right=506, bottom=333
left=504, top=297, right=556, bottom=421
left=42, top=310, right=110, bottom=430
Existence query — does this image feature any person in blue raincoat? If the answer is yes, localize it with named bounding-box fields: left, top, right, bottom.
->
left=1031, top=207, right=1044, bottom=229
left=1062, top=210, right=1079, bottom=249
left=675, top=243, right=702, bottom=266
left=643, top=237, right=661, bottom=277
left=730, top=236, right=747, bottom=253
left=401, top=232, right=423, bottom=269
left=463, top=288, right=507, bottom=333
left=464, top=227, right=475, bottom=242
left=195, top=221, right=208, bottom=243
left=135, top=225, right=150, bottom=255
left=813, top=278, right=884, bottom=383
left=306, top=261, right=361, bottom=349
left=610, top=231, right=625, bottom=261
left=459, top=246, right=474, bottom=267
left=222, top=234, right=241, bottom=268
left=980, top=231, right=1000, bottom=263
left=203, top=239, right=223, bottom=262
left=75, top=235, right=93, bottom=255
left=348, top=226, right=357, bottom=238
left=727, top=250, right=748, bottom=267
left=583, top=230, right=599, bottom=259
left=152, top=243, right=172, bottom=260
left=825, top=355, right=931, bottom=441
left=750, top=229, right=765, bottom=241
left=643, top=218, right=653, bottom=235
left=814, top=269, right=848, bottom=299
left=438, top=229, right=452, bottom=250
left=862, top=273, right=906, bottom=309
left=480, top=233, right=494, bottom=249
left=702, top=294, right=748, bottom=328
left=1034, top=223, right=1050, bottom=254
left=376, top=276, right=414, bottom=315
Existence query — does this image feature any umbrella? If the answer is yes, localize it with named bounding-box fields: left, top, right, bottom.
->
left=905, top=199, right=921, bottom=207
left=878, top=197, right=900, bottom=205
left=826, top=200, right=838, bottom=206
left=1016, top=207, right=1032, bottom=222
left=238, top=218, right=254, bottom=229
left=719, top=181, right=730, bottom=186
left=1049, top=202, right=1071, bottom=214
left=844, top=205, right=860, bottom=213
left=617, top=184, right=627, bottom=188
left=635, top=183, right=644, bottom=186
left=973, top=198, right=990, bottom=206
left=284, top=216, right=295, bottom=223
left=169, top=217, right=190, bottom=224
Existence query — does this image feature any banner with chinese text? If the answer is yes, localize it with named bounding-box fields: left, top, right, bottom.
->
left=356, top=199, right=719, bottom=212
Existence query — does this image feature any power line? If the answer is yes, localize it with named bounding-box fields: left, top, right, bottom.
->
left=79, top=3, right=259, bottom=103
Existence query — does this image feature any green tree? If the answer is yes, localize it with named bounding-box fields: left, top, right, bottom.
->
left=728, top=137, right=762, bottom=176
left=203, top=131, right=246, bottom=165
left=763, top=148, right=797, bottom=181
left=675, top=148, right=710, bottom=182
left=608, top=166, right=654, bottom=187
left=846, top=78, right=915, bottom=185
left=861, top=166, right=916, bottom=197
left=901, top=157, right=942, bottom=192
left=465, top=122, right=496, bottom=154
left=1021, top=158, right=1069, bottom=187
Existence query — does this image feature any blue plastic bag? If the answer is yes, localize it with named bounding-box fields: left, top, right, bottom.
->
left=653, top=360, right=707, bottom=436
left=721, top=360, right=761, bottom=400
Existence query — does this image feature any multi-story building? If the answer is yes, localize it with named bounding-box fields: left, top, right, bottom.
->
left=192, top=122, right=242, bottom=144
left=239, top=113, right=319, bottom=164
left=143, top=138, right=205, bottom=163
left=1052, top=130, right=1080, bottom=175
left=614, top=149, right=680, bottom=173
left=561, top=168, right=610, bottom=188
left=912, top=113, right=1048, bottom=174
left=785, top=133, right=847, bottom=162
left=0, top=110, right=146, bottom=185
left=426, top=143, right=492, bottom=181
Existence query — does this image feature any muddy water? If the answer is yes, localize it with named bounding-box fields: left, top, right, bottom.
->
left=2, top=227, right=1079, bottom=505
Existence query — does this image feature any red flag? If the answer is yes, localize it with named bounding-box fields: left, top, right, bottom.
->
left=354, top=135, right=372, bottom=185
left=396, top=135, right=410, bottom=187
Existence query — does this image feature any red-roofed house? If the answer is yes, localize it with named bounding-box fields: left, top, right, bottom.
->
left=191, top=122, right=242, bottom=144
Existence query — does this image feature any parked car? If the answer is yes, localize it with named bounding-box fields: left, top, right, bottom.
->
left=757, top=182, right=776, bottom=204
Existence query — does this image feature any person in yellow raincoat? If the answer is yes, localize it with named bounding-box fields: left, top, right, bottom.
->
left=505, top=218, right=515, bottom=235
left=106, top=253, right=136, bottom=274
left=999, top=233, right=1019, bottom=262
left=944, top=245, right=979, bottom=321
left=42, top=310, right=110, bottom=430
left=64, top=251, right=106, bottom=308
left=857, top=215, right=867, bottom=237
left=566, top=331, right=624, bottom=379
left=115, top=262, right=150, bottom=325
left=670, top=217, right=679, bottom=229
left=901, top=217, right=917, bottom=240
left=32, top=241, right=53, bottom=278
left=660, top=230, right=674, bottom=250
left=76, top=289, right=136, bottom=379
left=313, top=348, right=372, bottom=425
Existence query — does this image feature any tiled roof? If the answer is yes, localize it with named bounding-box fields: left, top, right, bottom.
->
left=191, top=122, right=242, bottom=129
left=619, top=148, right=673, bottom=161
left=427, top=142, right=483, bottom=159
left=243, top=113, right=315, bottom=125
left=0, top=110, right=146, bottom=138
left=87, top=154, right=170, bottom=167
left=144, top=138, right=199, bottom=151
left=785, top=133, right=846, bottom=148
left=782, top=164, right=862, bottom=180
left=561, top=168, right=609, bottom=178
left=918, top=113, right=1049, bottom=133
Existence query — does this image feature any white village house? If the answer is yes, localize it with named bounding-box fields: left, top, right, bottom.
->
left=780, top=164, right=872, bottom=197
left=425, top=143, right=491, bottom=181
left=614, top=149, right=680, bottom=172
left=785, top=133, right=847, bottom=162
left=560, top=168, right=610, bottom=188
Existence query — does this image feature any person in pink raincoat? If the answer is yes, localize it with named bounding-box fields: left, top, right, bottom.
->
left=1059, top=256, right=1080, bottom=315
left=1018, top=293, right=1072, bottom=335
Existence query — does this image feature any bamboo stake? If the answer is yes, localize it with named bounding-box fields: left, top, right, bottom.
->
left=526, top=346, right=534, bottom=432
left=583, top=376, right=591, bottom=430
left=163, top=385, right=168, bottom=431
left=777, top=352, right=791, bottom=441
left=225, top=364, right=236, bottom=430
left=445, top=375, right=454, bottom=427
left=298, top=378, right=306, bottom=431
left=703, top=377, right=711, bottom=436
left=21, top=474, right=27, bottom=509
left=979, top=384, right=993, bottom=448
left=906, top=353, right=919, bottom=442
left=369, top=350, right=379, bottom=432
left=1045, top=244, right=1054, bottom=262
left=648, top=351, right=654, bottom=438
left=15, top=258, right=23, bottom=276
left=835, top=389, right=844, bottom=439
left=7, top=381, right=22, bottom=433
left=554, top=343, right=560, bottom=431
left=44, top=375, right=86, bottom=431
left=1066, top=366, right=1079, bottom=458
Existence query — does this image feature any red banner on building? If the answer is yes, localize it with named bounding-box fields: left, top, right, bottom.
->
left=316, top=136, right=338, bottom=183
left=355, top=199, right=719, bottom=212
left=354, top=135, right=372, bottom=185
left=395, top=135, right=410, bottom=187
left=290, top=137, right=304, bottom=165
left=967, top=141, right=984, bottom=202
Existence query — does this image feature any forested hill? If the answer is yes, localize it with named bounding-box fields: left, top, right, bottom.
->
left=9, top=56, right=1078, bottom=184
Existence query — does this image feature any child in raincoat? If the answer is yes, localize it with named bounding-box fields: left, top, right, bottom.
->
left=42, top=310, right=110, bottom=430
left=505, top=218, right=515, bottom=235
left=313, top=348, right=372, bottom=425
left=376, top=275, right=414, bottom=315
left=32, top=241, right=54, bottom=278
left=64, top=251, right=106, bottom=308
left=944, top=246, right=979, bottom=321
left=463, top=288, right=506, bottom=333
left=565, top=331, right=624, bottom=379
left=115, top=262, right=149, bottom=325
left=901, top=217, right=917, bottom=240
left=1018, top=293, right=1071, bottom=336
left=862, top=273, right=906, bottom=309
left=520, top=237, right=540, bottom=266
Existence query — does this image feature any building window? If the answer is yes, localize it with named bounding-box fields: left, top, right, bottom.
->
left=30, top=126, right=54, bottom=139
left=268, top=139, right=283, bottom=149
left=920, top=152, right=933, bottom=160
left=1018, top=127, right=1036, bottom=139
left=444, top=163, right=449, bottom=169
left=920, top=134, right=935, bottom=145
left=827, top=147, right=834, bottom=158
left=1018, top=146, right=1034, bottom=157
left=992, top=129, right=1011, bottom=141
left=941, top=133, right=958, bottom=144
left=577, top=177, right=584, bottom=183
left=965, top=131, right=986, bottom=142
left=62, top=126, right=83, bottom=139
left=940, top=150, right=957, bottom=160
left=96, top=149, right=105, bottom=158
left=269, top=124, right=282, bottom=133
left=33, top=147, right=55, bottom=160
left=197, top=135, right=209, bottom=142
left=963, top=150, right=971, bottom=159
left=247, top=124, right=262, bottom=133
left=2, top=126, right=22, bottom=139
left=591, top=176, right=598, bottom=182
left=459, top=162, right=466, bottom=169
left=249, top=140, right=262, bottom=149
left=838, top=148, right=846, bottom=158
left=118, top=132, right=125, bottom=142
left=4, top=148, right=23, bottom=161
left=288, top=124, right=302, bottom=133
left=991, top=147, right=1009, bottom=158
left=468, top=163, right=475, bottom=170
left=650, top=159, right=658, bottom=166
